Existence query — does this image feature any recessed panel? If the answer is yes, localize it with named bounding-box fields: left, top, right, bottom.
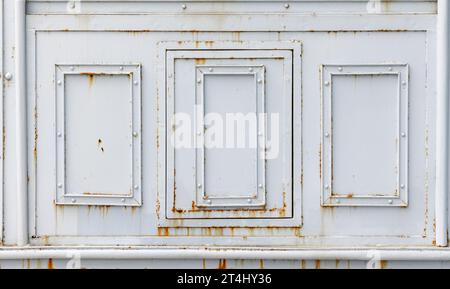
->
left=55, top=64, right=142, bottom=206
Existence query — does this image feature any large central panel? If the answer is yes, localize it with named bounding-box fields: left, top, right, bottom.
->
left=160, top=41, right=302, bottom=227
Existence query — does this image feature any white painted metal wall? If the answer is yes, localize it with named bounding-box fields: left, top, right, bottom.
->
left=1, top=0, right=450, bottom=269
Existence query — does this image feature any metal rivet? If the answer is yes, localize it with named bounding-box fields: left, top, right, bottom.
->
left=401, top=132, right=407, bottom=138
left=133, top=131, right=139, bottom=137
left=119, top=66, right=124, bottom=71
left=121, top=198, right=126, bottom=203
left=206, top=199, right=212, bottom=204
left=335, top=199, right=340, bottom=204
left=247, top=199, right=252, bottom=204
left=248, top=67, right=253, bottom=72
left=324, top=81, right=330, bottom=86
left=325, top=185, right=330, bottom=190
left=284, top=3, right=290, bottom=9
left=3, top=72, right=12, bottom=81
left=134, top=81, right=139, bottom=86
left=325, top=133, right=330, bottom=138
left=134, top=185, right=139, bottom=190
left=208, top=67, right=213, bottom=72
left=258, top=132, right=263, bottom=136
left=197, top=78, right=202, bottom=84
left=181, top=4, right=187, bottom=9
left=338, top=67, right=343, bottom=72
left=69, top=66, right=75, bottom=71
left=57, top=132, right=62, bottom=137
left=402, top=81, right=407, bottom=86
left=258, top=184, right=263, bottom=189
left=388, top=67, right=393, bottom=71
left=388, top=200, right=393, bottom=204
left=401, top=184, right=405, bottom=189
left=71, top=199, right=76, bottom=204
left=57, top=80, right=62, bottom=85
left=69, top=2, right=76, bottom=9
left=57, top=183, right=63, bottom=188
left=197, top=184, right=202, bottom=188
left=197, top=131, right=202, bottom=136
left=257, top=79, right=262, bottom=83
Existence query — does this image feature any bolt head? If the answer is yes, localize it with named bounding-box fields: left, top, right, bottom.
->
left=3, top=72, right=12, bottom=81
left=324, top=81, right=330, bottom=86
left=182, top=4, right=187, bottom=9
left=284, top=3, right=290, bottom=9
left=71, top=199, right=76, bottom=204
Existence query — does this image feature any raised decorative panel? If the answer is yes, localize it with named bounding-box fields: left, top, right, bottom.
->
left=321, top=64, right=409, bottom=207
left=55, top=64, right=142, bottom=206
left=160, top=41, right=302, bottom=227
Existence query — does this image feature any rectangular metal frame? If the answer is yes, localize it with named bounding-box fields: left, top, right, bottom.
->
left=160, top=41, right=302, bottom=227
left=54, top=64, right=142, bottom=207
left=195, top=64, right=267, bottom=208
left=321, top=64, right=409, bottom=207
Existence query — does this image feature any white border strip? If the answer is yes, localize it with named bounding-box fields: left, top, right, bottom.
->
left=15, top=0, right=28, bottom=246
left=436, top=0, right=449, bottom=247
left=2, top=248, right=450, bottom=261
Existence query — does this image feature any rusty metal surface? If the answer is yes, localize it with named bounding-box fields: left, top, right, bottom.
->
left=0, top=0, right=444, bottom=268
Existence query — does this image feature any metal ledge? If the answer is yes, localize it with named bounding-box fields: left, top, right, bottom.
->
left=2, top=247, right=450, bottom=261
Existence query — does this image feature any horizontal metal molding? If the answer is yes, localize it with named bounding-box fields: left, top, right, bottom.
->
left=26, top=0, right=437, bottom=15
left=2, top=247, right=450, bottom=261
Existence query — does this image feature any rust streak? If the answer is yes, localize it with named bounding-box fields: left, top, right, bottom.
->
left=218, top=259, right=227, bottom=269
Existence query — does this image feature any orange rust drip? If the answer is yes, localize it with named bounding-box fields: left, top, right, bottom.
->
left=218, top=259, right=227, bottom=269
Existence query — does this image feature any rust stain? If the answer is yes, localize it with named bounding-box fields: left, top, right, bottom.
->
left=300, top=260, right=306, bottom=269
left=157, top=227, right=169, bottom=237
left=202, top=259, right=206, bottom=269
left=315, top=260, right=321, bottom=269
left=48, top=258, right=54, bottom=269
left=195, top=58, right=206, bottom=65
left=42, top=235, right=49, bottom=246
left=156, top=198, right=161, bottom=219
left=335, top=259, right=340, bottom=268
left=380, top=260, right=388, bottom=269
left=34, top=106, right=38, bottom=163
left=259, top=260, right=264, bottom=269
left=218, top=259, right=227, bottom=269
left=85, top=73, right=95, bottom=87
